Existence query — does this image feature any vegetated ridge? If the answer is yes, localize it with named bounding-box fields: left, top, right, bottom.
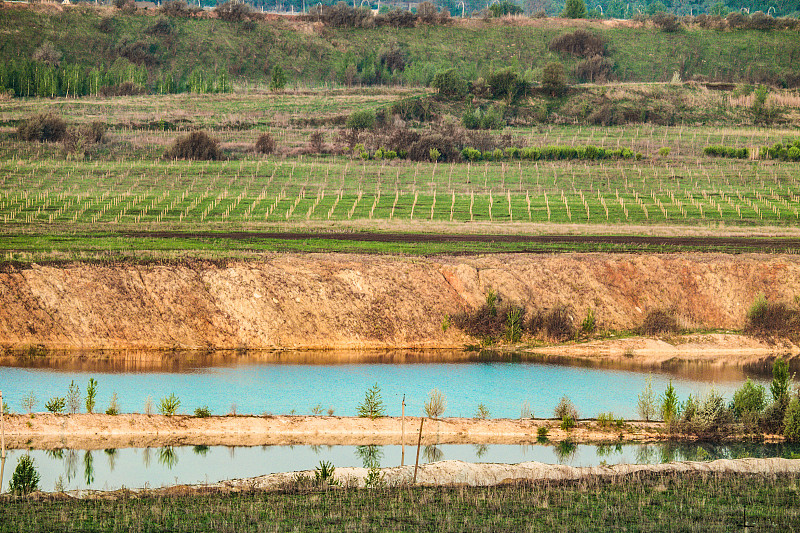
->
left=1, top=252, right=799, bottom=351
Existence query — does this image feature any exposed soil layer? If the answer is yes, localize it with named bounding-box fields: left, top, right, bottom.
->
left=0, top=413, right=782, bottom=451
left=1, top=253, right=799, bottom=352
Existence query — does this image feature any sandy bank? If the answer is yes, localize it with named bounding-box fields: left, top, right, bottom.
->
left=1, top=413, right=783, bottom=451
left=206, top=457, right=800, bottom=492
left=2, top=253, right=800, bottom=352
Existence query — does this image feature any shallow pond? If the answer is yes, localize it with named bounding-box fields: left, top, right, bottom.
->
left=0, top=350, right=774, bottom=420
left=3, top=441, right=799, bottom=493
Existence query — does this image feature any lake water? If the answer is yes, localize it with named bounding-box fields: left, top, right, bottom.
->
left=3, top=441, right=798, bottom=493
left=0, top=349, right=773, bottom=420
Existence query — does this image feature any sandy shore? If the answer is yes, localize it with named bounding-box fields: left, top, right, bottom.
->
left=0, top=413, right=783, bottom=450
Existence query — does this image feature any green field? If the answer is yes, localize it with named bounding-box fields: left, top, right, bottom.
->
left=2, top=471, right=799, bottom=532
left=1, top=89, right=800, bottom=261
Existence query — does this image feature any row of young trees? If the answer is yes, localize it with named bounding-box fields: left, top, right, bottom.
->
left=0, top=58, right=231, bottom=98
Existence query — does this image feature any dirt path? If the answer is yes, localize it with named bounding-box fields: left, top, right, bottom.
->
left=0, top=413, right=782, bottom=451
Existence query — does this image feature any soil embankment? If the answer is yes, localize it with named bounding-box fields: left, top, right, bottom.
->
left=0, top=413, right=783, bottom=451
left=1, top=253, right=799, bottom=352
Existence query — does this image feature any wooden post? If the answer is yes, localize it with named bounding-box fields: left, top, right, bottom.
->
left=413, top=417, right=424, bottom=484
left=401, top=395, right=405, bottom=467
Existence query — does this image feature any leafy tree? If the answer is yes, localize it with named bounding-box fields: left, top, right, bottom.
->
left=357, top=383, right=386, bottom=419
left=541, top=62, right=567, bottom=96
left=270, top=65, right=287, bottom=92
left=45, top=397, right=66, bottom=414
left=638, top=375, right=657, bottom=421
left=490, top=0, right=524, bottom=16
left=562, top=0, right=587, bottom=18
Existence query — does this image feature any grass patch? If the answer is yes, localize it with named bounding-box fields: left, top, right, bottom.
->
left=1, top=472, right=799, bottom=531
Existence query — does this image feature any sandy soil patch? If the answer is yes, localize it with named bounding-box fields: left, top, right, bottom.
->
left=1, top=413, right=784, bottom=451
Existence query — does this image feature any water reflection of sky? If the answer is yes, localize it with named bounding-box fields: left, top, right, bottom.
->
left=3, top=442, right=798, bottom=493
left=0, top=358, right=774, bottom=419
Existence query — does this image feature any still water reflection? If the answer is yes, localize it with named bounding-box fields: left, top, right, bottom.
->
left=4, top=441, right=798, bottom=493
left=0, top=350, right=775, bottom=419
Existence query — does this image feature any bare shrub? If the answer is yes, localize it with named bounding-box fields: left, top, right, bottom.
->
left=640, top=309, right=679, bottom=335
left=17, top=113, right=67, bottom=142
left=408, top=133, right=459, bottom=162
left=166, top=131, right=224, bottom=160
left=376, top=9, right=416, bottom=28
left=32, top=41, right=61, bottom=66
left=554, top=396, right=579, bottom=420
left=99, top=81, right=145, bottom=97
left=548, top=30, right=606, bottom=58
left=308, top=130, right=325, bottom=153
left=215, top=1, right=253, bottom=22
left=576, top=55, right=614, bottom=83
left=424, top=389, right=447, bottom=418
left=145, top=18, right=174, bottom=36
left=159, top=0, right=194, bottom=17
left=528, top=306, right=575, bottom=342
left=745, top=295, right=799, bottom=337
left=255, top=132, right=277, bottom=154
left=652, top=12, right=681, bottom=32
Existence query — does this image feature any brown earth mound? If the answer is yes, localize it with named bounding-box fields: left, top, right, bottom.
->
left=1, top=253, right=799, bottom=350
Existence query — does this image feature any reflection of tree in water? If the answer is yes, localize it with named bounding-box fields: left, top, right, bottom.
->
left=423, top=445, right=443, bottom=464
left=554, top=440, right=577, bottom=464
left=142, top=447, right=152, bottom=468
left=46, top=449, right=64, bottom=460
left=310, top=445, right=322, bottom=455
left=65, top=450, right=78, bottom=483
left=595, top=443, right=623, bottom=459
left=104, top=449, right=118, bottom=472
left=474, top=444, right=489, bottom=459
left=158, top=447, right=179, bottom=469
left=355, top=445, right=384, bottom=469
left=635, top=445, right=656, bottom=465
left=84, top=451, right=94, bottom=486
left=193, top=445, right=210, bottom=456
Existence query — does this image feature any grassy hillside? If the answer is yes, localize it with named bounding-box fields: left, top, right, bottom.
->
left=1, top=5, right=799, bottom=90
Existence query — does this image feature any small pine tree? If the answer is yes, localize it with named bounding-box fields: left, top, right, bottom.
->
left=357, top=383, right=386, bottom=419
left=270, top=65, right=287, bottom=92
left=660, top=380, right=678, bottom=423
left=10, top=455, right=40, bottom=495
left=771, top=358, right=790, bottom=404
left=85, top=378, right=97, bottom=414
left=562, top=0, right=587, bottom=18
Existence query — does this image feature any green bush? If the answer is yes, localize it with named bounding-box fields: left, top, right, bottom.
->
left=194, top=406, right=212, bottom=418
left=660, top=381, right=679, bottom=424
left=731, top=378, right=766, bottom=419
left=770, top=357, right=790, bottom=405
left=703, top=145, right=748, bottom=159
left=45, top=397, right=66, bottom=414
left=580, top=308, right=596, bottom=334
left=346, top=109, right=376, bottom=130
left=158, top=393, right=181, bottom=416
left=783, top=397, right=800, bottom=442
left=431, top=69, right=467, bottom=100
left=9, top=455, right=40, bottom=495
